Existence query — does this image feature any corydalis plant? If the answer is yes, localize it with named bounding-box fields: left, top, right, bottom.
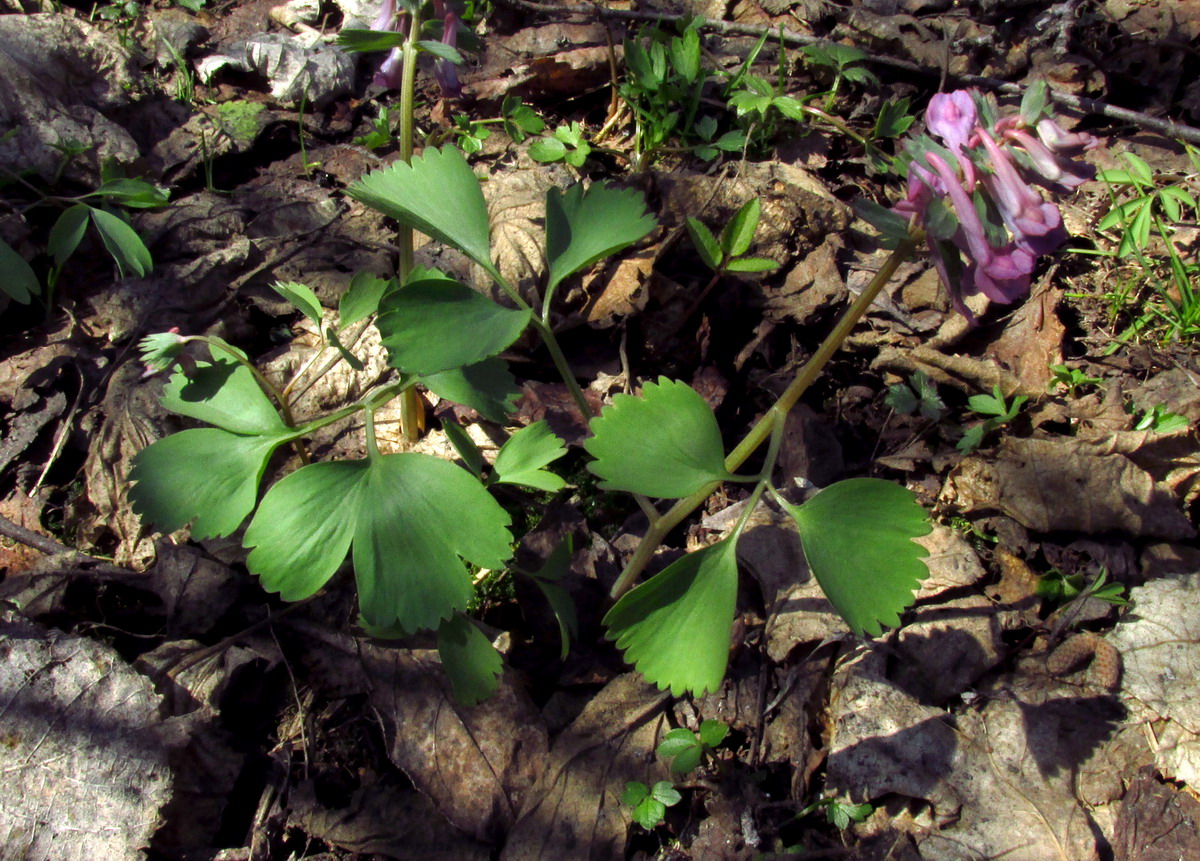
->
left=895, top=84, right=1098, bottom=320
left=370, top=0, right=463, bottom=97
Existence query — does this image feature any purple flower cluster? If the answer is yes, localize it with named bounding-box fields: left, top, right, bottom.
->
left=372, top=0, right=462, bottom=98
left=895, top=89, right=1098, bottom=320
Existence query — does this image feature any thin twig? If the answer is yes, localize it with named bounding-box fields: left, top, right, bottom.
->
left=0, top=513, right=147, bottom=581
left=496, top=0, right=1200, bottom=145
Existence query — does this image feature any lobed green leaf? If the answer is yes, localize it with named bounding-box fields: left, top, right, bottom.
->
left=493, top=421, right=567, bottom=492
left=544, top=182, right=657, bottom=297
left=437, top=613, right=502, bottom=705
left=376, top=277, right=531, bottom=375
left=778, top=478, right=931, bottom=637
left=346, top=146, right=497, bottom=278
left=419, top=358, right=521, bottom=423
left=245, top=453, right=513, bottom=632
left=585, top=377, right=736, bottom=499
left=604, top=537, right=740, bottom=696
left=129, top=428, right=292, bottom=539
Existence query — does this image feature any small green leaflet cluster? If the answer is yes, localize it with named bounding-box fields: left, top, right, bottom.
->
left=885, top=371, right=945, bottom=421
left=621, top=780, right=682, bottom=830
left=586, top=379, right=932, bottom=696
left=129, top=146, right=654, bottom=701
left=529, top=122, right=592, bottom=168
left=657, top=719, right=729, bottom=775
left=958, top=385, right=1028, bottom=453
left=686, top=197, right=780, bottom=275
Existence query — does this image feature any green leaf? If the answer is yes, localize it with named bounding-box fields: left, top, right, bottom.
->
left=89, top=178, right=170, bottom=209
left=346, top=146, right=497, bottom=279
left=544, top=182, right=657, bottom=297
left=271, top=280, right=324, bottom=329
left=725, top=256, right=778, bottom=273
left=874, top=97, right=915, bottom=139
left=326, top=327, right=365, bottom=371
left=525, top=537, right=577, bottom=659
left=657, top=728, right=703, bottom=774
left=244, top=453, right=513, bottom=631
left=1020, top=80, right=1049, bottom=124
left=416, top=39, right=463, bottom=64
left=420, top=358, right=521, bottom=423
left=585, top=377, right=736, bottom=498
left=162, top=349, right=287, bottom=435
left=632, top=798, right=666, bottom=830
left=967, top=387, right=1007, bottom=417
left=1158, top=189, right=1182, bottom=222
left=0, top=238, right=38, bottom=304
left=528, top=137, right=567, bottom=163
left=339, top=272, right=391, bottom=329
left=1123, top=152, right=1154, bottom=184
left=778, top=478, right=931, bottom=637
left=668, top=28, right=700, bottom=82
left=715, top=130, right=746, bottom=151
left=622, top=781, right=649, bottom=807
left=840, top=65, right=878, bottom=87
left=437, top=613, right=502, bottom=706
left=698, top=718, right=729, bottom=748
left=656, top=727, right=699, bottom=758
left=89, top=206, right=152, bottom=277
left=651, top=780, right=682, bottom=807
left=375, top=277, right=531, bottom=375
left=336, top=28, right=408, bottom=53
left=604, top=537, right=740, bottom=696
left=563, top=145, right=589, bottom=169
left=47, top=204, right=90, bottom=268
left=129, top=428, right=292, bottom=539
left=442, top=420, right=484, bottom=477
left=854, top=198, right=914, bottom=243
left=772, top=95, right=807, bottom=121
left=686, top=218, right=723, bottom=271
left=493, top=421, right=566, bottom=492
left=721, top=198, right=760, bottom=258
left=884, top=382, right=918, bottom=415
left=1097, top=169, right=1133, bottom=186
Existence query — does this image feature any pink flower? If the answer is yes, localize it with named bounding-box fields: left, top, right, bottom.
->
left=894, top=88, right=1097, bottom=322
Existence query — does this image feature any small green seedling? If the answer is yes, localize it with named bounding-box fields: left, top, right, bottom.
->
left=354, top=106, right=396, bottom=151
left=656, top=719, right=730, bottom=775
left=872, top=97, right=917, bottom=141
left=798, top=796, right=874, bottom=830
left=1133, top=403, right=1189, bottom=433
left=622, top=780, right=682, bottom=830
left=1037, top=567, right=1129, bottom=609
left=686, top=198, right=780, bottom=276
left=451, top=114, right=492, bottom=154
left=884, top=371, right=945, bottom=421
left=529, top=122, right=591, bottom=168
left=1047, top=363, right=1101, bottom=397
left=958, top=385, right=1027, bottom=453
left=501, top=96, right=545, bottom=142
left=799, top=43, right=878, bottom=112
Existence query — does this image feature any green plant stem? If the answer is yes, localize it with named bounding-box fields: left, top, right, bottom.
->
left=529, top=317, right=595, bottom=419
left=397, top=12, right=422, bottom=442
left=609, top=235, right=919, bottom=599
left=492, top=268, right=597, bottom=423
left=728, top=406, right=786, bottom=540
